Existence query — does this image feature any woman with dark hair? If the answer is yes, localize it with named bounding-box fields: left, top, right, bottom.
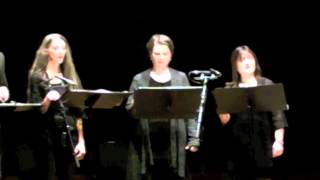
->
left=27, top=33, right=85, bottom=180
left=219, top=45, right=288, bottom=180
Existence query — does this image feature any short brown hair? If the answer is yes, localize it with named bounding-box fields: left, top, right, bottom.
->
left=146, top=34, right=174, bottom=54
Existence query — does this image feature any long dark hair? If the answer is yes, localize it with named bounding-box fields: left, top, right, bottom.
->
left=230, top=45, right=262, bottom=83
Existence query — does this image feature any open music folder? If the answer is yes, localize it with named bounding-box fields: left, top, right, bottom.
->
left=133, top=86, right=202, bottom=119
left=61, top=89, right=132, bottom=109
left=212, top=83, right=288, bottom=113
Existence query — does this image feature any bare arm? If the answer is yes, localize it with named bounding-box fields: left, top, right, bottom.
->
left=74, top=118, right=86, bottom=160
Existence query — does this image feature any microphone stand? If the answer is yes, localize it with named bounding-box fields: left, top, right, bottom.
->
left=196, top=73, right=209, bottom=138
left=49, top=82, right=80, bottom=168
left=189, top=71, right=221, bottom=138
left=58, top=99, right=81, bottom=168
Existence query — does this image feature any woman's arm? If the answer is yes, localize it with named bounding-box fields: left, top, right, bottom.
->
left=271, top=110, right=288, bottom=158
left=185, top=118, right=200, bottom=152
left=74, top=117, right=86, bottom=160
left=181, top=73, right=200, bottom=152
left=126, top=76, right=140, bottom=116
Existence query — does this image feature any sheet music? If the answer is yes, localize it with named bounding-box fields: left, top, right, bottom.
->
left=134, top=86, right=202, bottom=119
left=61, top=89, right=131, bottom=109
left=0, top=102, right=41, bottom=107
left=69, top=89, right=129, bottom=94
left=212, top=83, right=287, bottom=113
left=138, top=86, right=203, bottom=90
left=0, top=102, right=42, bottom=112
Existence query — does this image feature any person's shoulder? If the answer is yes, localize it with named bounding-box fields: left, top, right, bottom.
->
left=169, top=68, right=187, bottom=77
left=29, top=71, right=44, bottom=82
left=0, top=52, right=4, bottom=61
left=258, top=76, right=274, bottom=85
left=225, top=81, right=237, bottom=88
left=133, top=69, right=150, bottom=80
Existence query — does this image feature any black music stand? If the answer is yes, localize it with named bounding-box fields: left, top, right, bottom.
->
left=212, top=83, right=288, bottom=113
left=59, top=89, right=131, bottom=167
left=0, top=102, right=42, bottom=173
left=133, top=86, right=202, bottom=119
left=61, top=89, right=132, bottom=110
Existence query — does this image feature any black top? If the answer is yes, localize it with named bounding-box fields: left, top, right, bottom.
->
left=28, top=72, right=82, bottom=131
left=148, top=77, right=172, bottom=160
left=225, top=77, right=288, bottom=168
left=126, top=68, right=199, bottom=177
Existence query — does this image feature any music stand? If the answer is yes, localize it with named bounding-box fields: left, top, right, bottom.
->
left=134, top=86, right=202, bottom=119
left=0, top=102, right=42, bottom=172
left=61, top=89, right=132, bottom=109
left=0, top=102, right=42, bottom=112
left=58, top=89, right=131, bottom=167
left=212, top=83, right=288, bottom=113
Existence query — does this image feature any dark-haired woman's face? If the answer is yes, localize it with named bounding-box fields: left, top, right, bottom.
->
left=150, top=43, right=172, bottom=69
left=236, top=51, right=256, bottom=76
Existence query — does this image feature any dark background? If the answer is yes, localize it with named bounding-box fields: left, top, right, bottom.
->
left=0, top=3, right=318, bottom=179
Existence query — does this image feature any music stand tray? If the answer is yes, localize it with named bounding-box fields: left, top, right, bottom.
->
left=61, top=89, right=132, bottom=109
left=212, top=83, right=287, bottom=113
left=134, top=86, right=202, bottom=119
left=0, top=102, right=42, bottom=112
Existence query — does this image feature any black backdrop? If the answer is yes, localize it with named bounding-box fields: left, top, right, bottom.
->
left=0, top=3, right=319, bottom=179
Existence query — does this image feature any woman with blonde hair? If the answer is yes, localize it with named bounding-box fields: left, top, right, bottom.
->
left=27, top=33, right=85, bottom=180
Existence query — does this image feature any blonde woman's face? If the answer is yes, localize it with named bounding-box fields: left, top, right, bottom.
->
left=47, top=38, right=67, bottom=64
left=236, top=51, right=256, bottom=76
left=150, top=43, right=172, bottom=69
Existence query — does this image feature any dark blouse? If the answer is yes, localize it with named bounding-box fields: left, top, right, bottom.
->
left=148, top=77, right=171, bottom=160
left=225, top=77, right=288, bottom=168
left=28, top=72, right=82, bottom=131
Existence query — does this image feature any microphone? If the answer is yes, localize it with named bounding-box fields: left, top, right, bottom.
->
left=189, top=68, right=222, bottom=77
left=209, top=68, right=222, bottom=77
left=188, top=68, right=222, bottom=83
left=55, top=75, right=77, bottom=86
left=189, top=70, right=212, bottom=76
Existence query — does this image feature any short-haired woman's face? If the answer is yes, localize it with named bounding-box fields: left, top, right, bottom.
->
left=236, top=50, right=256, bottom=76
left=150, top=43, right=172, bottom=69
left=47, top=38, right=67, bottom=64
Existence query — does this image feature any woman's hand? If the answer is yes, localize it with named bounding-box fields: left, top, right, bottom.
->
left=185, top=145, right=199, bottom=152
left=46, top=90, right=61, bottom=101
left=74, top=140, right=86, bottom=160
left=273, top=128, right=285, bottom=158
left=272, top=140, right=284, bottom=158
left=41, top=90, right=61, bottom=113
left=0, top=86, right=9, bottom=102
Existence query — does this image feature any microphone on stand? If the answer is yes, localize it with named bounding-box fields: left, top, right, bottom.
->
left=189, top=70, right=212, bottom=76
left=209, top=68, right=222, bottom=77
left=188, top=68, right=222, bottom=83
left=189, top=68, right=222, bottom=77
left=55, top=75, right=77, bottom=86
left=187, top=68, right=222, bottom=138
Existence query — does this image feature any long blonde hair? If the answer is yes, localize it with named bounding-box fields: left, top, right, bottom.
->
left=28, top=33, right=82, bottom=89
